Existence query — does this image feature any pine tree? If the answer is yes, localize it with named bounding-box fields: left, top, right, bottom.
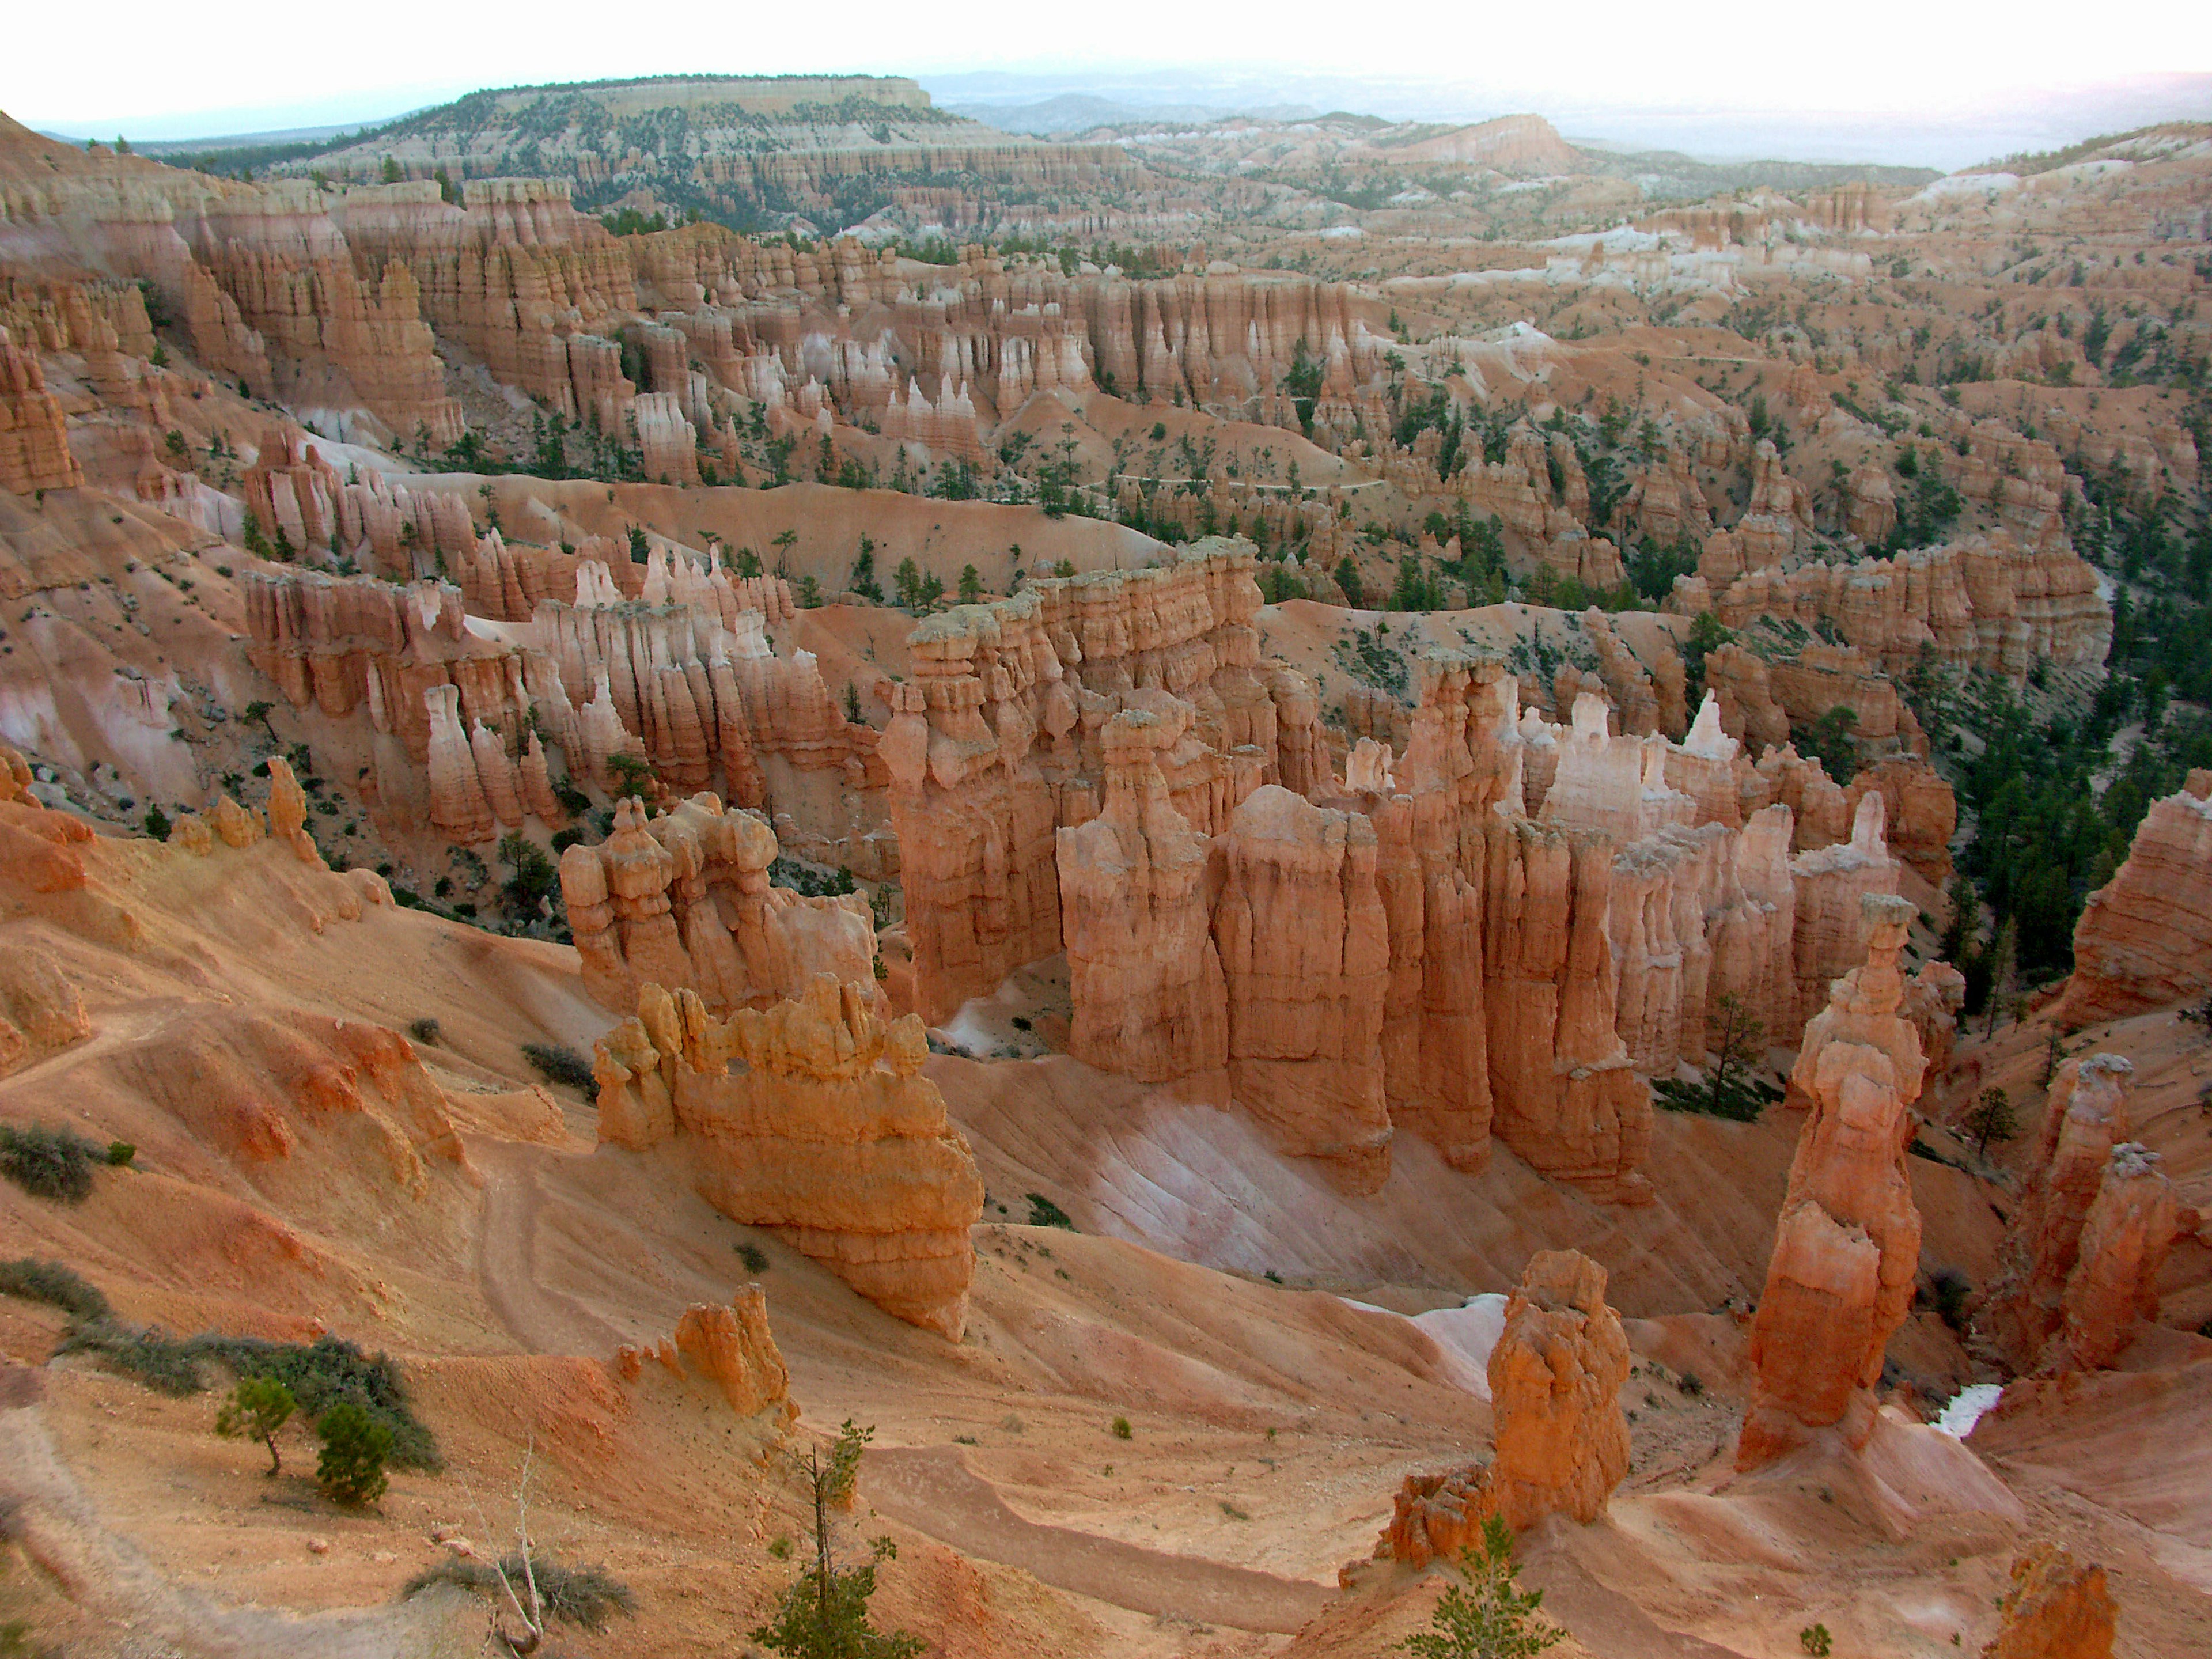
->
left=1399, top=1516, right=1561, bottom=1659
left=751, top=1422, right=922, bottom=1659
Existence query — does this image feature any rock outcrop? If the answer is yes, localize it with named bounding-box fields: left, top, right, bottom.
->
left=1373, top=1465, right=1494, bottom=1571
left=2053, top=1143, right=2185, bottom=1371
left=616, top=1286, right=797, bottom=1424
left=1845, top=756, right=1957, bottom=886
left=0, top=325, right=85, bottom=492
left=1213, top=785, right=1391, bottom=1188
left=1982, top=1054, right=2135, bottom=1371
left=1981, top=1545, right=2116, bottom=1659
left=2055, top=772, right=2212, bottom=1027
left=1484, top=1249, right=1633, bottom=1528
left=1740, top=893, right=1926, bottom=1468
left=593, top=975, right=983, bottom=1338
left=1056, top=709, right=1230, bottom=1084
left=560, top=797, right=876, bottom=1017
left=887, top=541, right=1317, bottom=1023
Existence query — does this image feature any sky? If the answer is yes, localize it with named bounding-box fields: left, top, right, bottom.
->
left=10, top=0, right=2210, bottom=167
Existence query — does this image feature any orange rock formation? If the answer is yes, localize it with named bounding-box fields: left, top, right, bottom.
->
left=1981, top=1545, right=2117, bottom=1659
left=559, top=797, right=875, bottom=1017
left=1484, top=1248, right=1633, bottom=1528
left=593, top=975, right=983, bottom=1338
left=1740, top=893, right=1926, bottom=1468
left=2055, top=771, right=2212, bottom=1027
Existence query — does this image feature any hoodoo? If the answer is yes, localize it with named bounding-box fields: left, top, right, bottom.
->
left=3, top=60, right=2208, bottom=1659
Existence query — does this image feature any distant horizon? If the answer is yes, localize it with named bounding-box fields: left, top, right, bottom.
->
left=17, top=60, right=2211, bottom=176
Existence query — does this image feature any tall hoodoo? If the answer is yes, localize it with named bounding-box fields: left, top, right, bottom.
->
left=1213, top=784, right=1393, bottom=1189
left=2052, top=1142, right=2186, bottom=1372
left=1056, top=708, right=1230, bottom=1084
left=1740, top=892, right=1925, bottom=1468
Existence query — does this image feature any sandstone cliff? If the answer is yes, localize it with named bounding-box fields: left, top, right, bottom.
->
left=2055, top=772, right=2212, bottom=1027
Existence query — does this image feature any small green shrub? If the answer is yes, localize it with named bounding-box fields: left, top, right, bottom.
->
left=58, top=1327, right=438, bottom=1468
left=521, top=1042, right=594, bottom=1092
left=1219, top=1500, right=1250, bottom=1521
left=767, top=1535, right=793, bottom=1560
left=404, top=1556, right=637, bottom=1631
left=738, top=1243, right=771, bottom=1274
left=316, top=1400, right=391, bottom=1505
left=1679, top=1372, right=1705, bottom=1398
left=406, top=1017, right=441, bottom=1046
left=0, top=1123, right=101, bottom=1202
left=105, top=1141, right=135, bottom=1168
left=216, top=1376, right=297, bottom=1475
left=1398, top=1514, right=1560, bottom=1657
left=1111, top=1416, right=1132, bottom=1440
left=1800, top=1624, right=1832, bottom=1657
left=1025, top=1192, right=1075, bottom=1230
left=0, top=1259, right=111, bottom=1323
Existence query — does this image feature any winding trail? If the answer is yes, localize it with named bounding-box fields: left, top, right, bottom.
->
left=863, top=1445, right=1330, bottom=1634
left=0, top=1366, right=462, bottom=1658
left=469, top=1141, right=627, bottom=1356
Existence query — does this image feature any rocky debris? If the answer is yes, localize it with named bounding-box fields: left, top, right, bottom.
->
left=1372, top=1464, right=1493, bottom=1572
left=1485, top=1249, right=1633, bottom=1528
left=1741, top=894, right=1925, bottom=1468
left=560, top=797, right=874, bottom=1017
left=593, top=975, right=983, bottom=1339
left=1981, top=1544, right=2116, bottom=1659
left=1982, top=1054, right=2135, bottom=1370
left=2055, top=771, right=2212, bottom=1027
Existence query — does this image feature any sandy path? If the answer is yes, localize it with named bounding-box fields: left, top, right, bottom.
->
left=864, top=1444, right=1331, bottom=1634
left=469, top=1141, right=628, bottom=1356
left=0, top=1366, right=464, bottom=1658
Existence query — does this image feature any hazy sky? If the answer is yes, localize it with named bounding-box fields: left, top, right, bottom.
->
left=11, top=0, right=2210, bottom=164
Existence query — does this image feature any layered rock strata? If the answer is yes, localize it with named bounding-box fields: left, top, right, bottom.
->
left=2055, top=772, right=2212, bottom=1027
left=559, top=797, right=875, bottom=1017
left=1056, top=710, right=1229, bottom=1085
left=1212, top=784, right=1391, bottom=1189
left=593, top=975, right=983, bottom=1338
left=887, top=540, right=1318, bottom=1022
